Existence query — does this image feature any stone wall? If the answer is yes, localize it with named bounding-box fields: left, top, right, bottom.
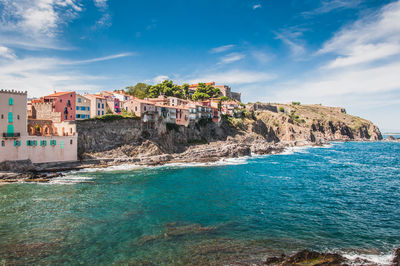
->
left=32, top=103, right=61, bottom=122
left=76, top=118, right=143, bottom=155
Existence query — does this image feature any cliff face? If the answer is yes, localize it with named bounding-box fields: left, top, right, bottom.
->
left=76, top=103, right=382, bottom=160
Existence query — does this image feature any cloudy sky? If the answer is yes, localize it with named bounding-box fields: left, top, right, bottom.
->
left=0, top=0, right=399, bottom=132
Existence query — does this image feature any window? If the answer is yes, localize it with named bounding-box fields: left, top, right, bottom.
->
left=78, top=98, right=82, bottom=103
left=102, top=103, right=104, bottom=109
left=70, top=139, right=73, bottom=145
left=14, top=140, right=21, bottom=147
left=1, top=114, right=3, bottom=119
left=64, top=114, right=67, bottom=120
left=1, top=140, right=4, bottom=147
left=81, top=106, right=85, bottom=111
left=76, top=106, right=79, bottom=110
left=50, top=140, right=57, bottom=146
left=7, top=124, right=14, bottom=135
left=9, top=98, right=14, bottom=105
left=60, top=99, right=62, bottom=102
left=87, top=107, right=90, bottom=111
left=98, top=103, right=100, bottom=108
left=135, top=106, right=137, bottom=111
left=8, top=112, right=13, bottom=123
left=102, top=111, right=104, bottom=115
left=60, top=141, right=64, bottom=149
left=40, top=140, right=47, bottom=146
left=97, top=111, right=100, bottom=116
left=144, top=106, right=147, bottom=111
left=76, top=114, right=80, bottom=119
left=17, top=115, right=20, bottom=120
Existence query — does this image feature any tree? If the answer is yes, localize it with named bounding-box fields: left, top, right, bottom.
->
left=126, top=83, right=148, bottom=99
left=192, top=92, right=210, bottom=101
left=192, top=83, right=221, bottom=101
left=182, top=83, right=190, bottom=99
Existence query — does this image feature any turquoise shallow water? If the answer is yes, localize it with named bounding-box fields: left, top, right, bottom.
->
left=1, top=142, right=400, bottom=265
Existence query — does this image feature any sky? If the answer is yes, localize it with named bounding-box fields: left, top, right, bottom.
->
left=0, top=0, right=399, bottom=132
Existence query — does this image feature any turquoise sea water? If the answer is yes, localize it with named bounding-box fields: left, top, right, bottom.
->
left=1, top=142, right=400, bottom=265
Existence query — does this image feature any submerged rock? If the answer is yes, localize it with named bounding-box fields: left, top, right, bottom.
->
left=280, top=249, right=345, bottom=265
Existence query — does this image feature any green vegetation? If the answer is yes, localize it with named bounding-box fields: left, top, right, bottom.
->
left=279, top=107, right=285, bottom=112
left=125, top=80, right=222, bottom=101
left=289, top=110, right=306, bottom=124
left=220, top=96, right=229, bottom=101
left=192, top=83, right=220, bottom=101
left=292, top=101, right=301, bottom=105
left=83, top=114, right=140, bottom=122
left=126, top=83, right=148, bottom=99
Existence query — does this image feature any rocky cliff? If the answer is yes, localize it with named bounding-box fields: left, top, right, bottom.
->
left=76, top=103, right=382, bottom=164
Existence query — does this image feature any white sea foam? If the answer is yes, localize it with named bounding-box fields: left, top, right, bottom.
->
left=343, top=252, right=394, bottom=265
left=49, top=175, right=93, bottom=185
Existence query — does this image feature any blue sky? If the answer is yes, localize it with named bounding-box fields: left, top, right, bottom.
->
left=0, top=0, right=399, bottom=132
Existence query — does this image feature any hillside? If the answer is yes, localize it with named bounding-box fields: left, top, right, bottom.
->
left=77, top=103, right=382, bottom=165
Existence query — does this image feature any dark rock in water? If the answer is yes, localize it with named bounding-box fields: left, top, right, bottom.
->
left=263, top=254, right=286, bottom=264
left=388, top=135, right=396, bottom=141
left=393, top=248, right=400, bottom=265
left=278, top=250, right=345, bottom=265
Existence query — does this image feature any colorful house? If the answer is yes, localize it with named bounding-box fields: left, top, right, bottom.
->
left=122, top=98, right=157, bottom=118
left=85, top=94, right=107, bottom=117
left=76, top=94, right=91, bottom=120
left=43, top=91, right=76, bottom=121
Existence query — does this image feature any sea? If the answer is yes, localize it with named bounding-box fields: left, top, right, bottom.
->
left=1, top=141, right=399, bottom=265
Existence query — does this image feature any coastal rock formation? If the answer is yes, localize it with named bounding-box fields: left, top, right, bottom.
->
left=264, top=249, right=346, bottom=265
left=76, top=103, right=382, bottom=164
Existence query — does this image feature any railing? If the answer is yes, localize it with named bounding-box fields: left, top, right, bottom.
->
left=2, top=132, right=21, bottom=138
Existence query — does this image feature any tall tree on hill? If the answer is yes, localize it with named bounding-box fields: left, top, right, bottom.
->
left=126, top=83, right=148, bottom=99
left=192, top=83, right=221, bottom=101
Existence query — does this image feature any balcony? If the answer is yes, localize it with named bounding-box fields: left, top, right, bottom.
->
left=2, top=132, right=21, bottom=138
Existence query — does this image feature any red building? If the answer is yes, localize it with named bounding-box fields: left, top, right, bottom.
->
left=44, top=91, right=76, bottom=121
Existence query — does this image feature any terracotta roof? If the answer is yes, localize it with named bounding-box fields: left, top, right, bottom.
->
left=45, top=91, right=74, bottom=97
left=85, top=94, right=106, bottom=100
left=189, top=82, right=215, bottom=88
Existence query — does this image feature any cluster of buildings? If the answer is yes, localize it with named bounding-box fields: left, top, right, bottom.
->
left=0, top=82, right=242, bottom=164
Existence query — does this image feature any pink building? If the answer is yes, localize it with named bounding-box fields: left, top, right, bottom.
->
left=175, top=106, right=190, bottom=127
left=43, top=91, right=76, bottom=121
left=122, top=98, right=157, bottom=118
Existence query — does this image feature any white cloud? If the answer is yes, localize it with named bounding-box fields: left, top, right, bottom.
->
left=275, top=32, right=305, bottom=56
left=253, top=4, right=261, bottom=10
left=219, top=53, right=245, bottom=64
left=251, top=50, right=272, bottom=64
left=153, top=75, right=170, bottom=84
left=94, top=0, right=107, bottom=9
left=189, top=70, right=276, bottom=85
left=0, top=0, right=83, bottom=37
left=324, top=43, right=400, bottom=69
left=319, top=1, right=400, bottom=68
left=303, top=0, right=361, bottom=16
left=210, top=44, right=235, bottom=54
left=0, top=46, right=16, bottom=59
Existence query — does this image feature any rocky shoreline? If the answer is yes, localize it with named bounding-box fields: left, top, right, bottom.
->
left=261, top=248, right=400, bottom=265
left=0, top=138, right=332, bottom=184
